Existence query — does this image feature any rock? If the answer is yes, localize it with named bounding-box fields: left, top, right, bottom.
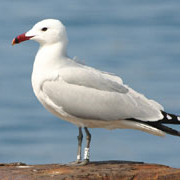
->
left=0, top=161, right=180, bottom=180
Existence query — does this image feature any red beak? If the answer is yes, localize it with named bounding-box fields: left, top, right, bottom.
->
left=12, top=33, right=34, bottom=45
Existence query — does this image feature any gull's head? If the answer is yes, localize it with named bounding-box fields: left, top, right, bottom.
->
left=12, top=19, right=68, bottom=46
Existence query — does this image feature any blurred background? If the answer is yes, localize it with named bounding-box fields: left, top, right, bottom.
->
left=0, top=0, right=180, bottom=168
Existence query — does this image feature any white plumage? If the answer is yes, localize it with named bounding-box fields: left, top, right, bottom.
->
left=13, top=19, right=180, bottom=164
left=27, top=19, right=164, bottom=135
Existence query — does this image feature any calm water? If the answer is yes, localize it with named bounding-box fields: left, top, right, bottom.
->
left=0, top=0, right=180, bottom=168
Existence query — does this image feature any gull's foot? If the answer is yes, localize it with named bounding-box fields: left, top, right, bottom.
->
left=77, top=159, right=89, bottom=165
left=68, top=159, right=89, bottom=166
left=68, top=159, right=82, bottom=165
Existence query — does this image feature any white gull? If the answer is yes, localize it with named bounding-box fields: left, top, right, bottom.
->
left=12, top=19, right=180, bottom=165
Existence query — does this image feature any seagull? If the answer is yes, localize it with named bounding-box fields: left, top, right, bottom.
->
left=12, top=19, right=180, bottom=165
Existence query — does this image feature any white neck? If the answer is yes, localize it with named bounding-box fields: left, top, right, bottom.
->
left=39, top=42, right=67, bottom=60
left=31, top=42, right=67, bottom=95
left=33, top=42, right=68, bottom=71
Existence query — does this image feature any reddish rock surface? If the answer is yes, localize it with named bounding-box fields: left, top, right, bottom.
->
left=0, top=161, right=180, bottom=180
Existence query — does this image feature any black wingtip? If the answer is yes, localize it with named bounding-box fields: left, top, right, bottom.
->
left=147, top=122, right=180, bottom=137
left=126, top=111, right=180, bottom=137
left=159, top=111, right=180, bottom=124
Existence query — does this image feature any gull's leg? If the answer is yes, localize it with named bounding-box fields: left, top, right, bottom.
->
left=77, top=127, right=83, bottom=162
left=80, top=127, right=91, bottom=165
left=69, top=127, right=83, bottom=165
left=69, top=127, right=91, bottom=166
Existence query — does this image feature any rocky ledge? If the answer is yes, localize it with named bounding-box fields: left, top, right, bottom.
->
left=0, top=161, right=180, bottom=180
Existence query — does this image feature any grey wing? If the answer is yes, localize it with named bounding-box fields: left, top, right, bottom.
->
left=59, top=67, right=129, bottom=93
left=42, top=67, right=163, bottom=121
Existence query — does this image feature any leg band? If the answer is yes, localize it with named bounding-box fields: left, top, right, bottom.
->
left=84, top=147, right=90, bottom=160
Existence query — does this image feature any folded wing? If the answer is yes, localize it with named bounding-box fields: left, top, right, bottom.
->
left=42, top=66, right=164, bottom=121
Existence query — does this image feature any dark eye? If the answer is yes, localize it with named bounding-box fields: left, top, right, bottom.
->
left=41, top=27, right=48, bottom=31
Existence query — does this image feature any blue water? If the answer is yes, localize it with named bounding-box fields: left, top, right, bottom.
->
left=0, top=0, right=180, bottom=168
